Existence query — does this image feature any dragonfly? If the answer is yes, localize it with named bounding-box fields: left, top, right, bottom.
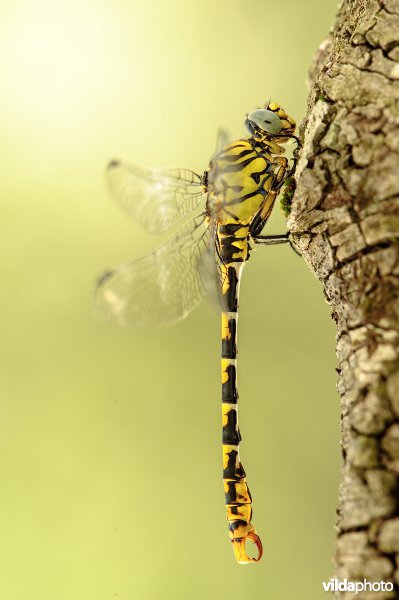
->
left=96, top=101, right=299, bottom=564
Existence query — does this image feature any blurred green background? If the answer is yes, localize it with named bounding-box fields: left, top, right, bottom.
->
left=0, top=1, right=340, bottom=598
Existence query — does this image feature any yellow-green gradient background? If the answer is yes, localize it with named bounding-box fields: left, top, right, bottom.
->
left=1, top=1, right=340, bottom=598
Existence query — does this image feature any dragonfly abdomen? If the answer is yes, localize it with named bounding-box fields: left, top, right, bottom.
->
left=220, top=258, right=262, bottom=563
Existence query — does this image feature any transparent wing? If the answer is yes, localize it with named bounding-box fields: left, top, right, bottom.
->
left=216, top=128, right=232, bottom=152
left=210, top=128, right=232, bottom=160
left=95, top=214, right=216, bottom=327
left=107, top=160, right=206, bottom=234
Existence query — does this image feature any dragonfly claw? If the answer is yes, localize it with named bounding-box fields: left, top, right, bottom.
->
left=231, top=532, right=263, bottom=564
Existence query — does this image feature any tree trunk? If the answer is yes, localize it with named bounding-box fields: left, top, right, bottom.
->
left=288, top=0, right=399, bottom=596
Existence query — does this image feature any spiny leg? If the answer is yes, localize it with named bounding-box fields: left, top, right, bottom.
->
left=250, top=138, right=300, bottom=240
left=249, top=157, right=287, bottom=239
left=253, top=232, right=301, bottom=256
left=253, top=233, right=290, bottom=245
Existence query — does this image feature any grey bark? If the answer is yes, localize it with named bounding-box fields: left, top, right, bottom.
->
left=288, top=1, right=399, bottom=598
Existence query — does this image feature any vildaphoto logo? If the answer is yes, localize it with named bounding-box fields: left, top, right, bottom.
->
left=322, top=579, right=394, bottom=594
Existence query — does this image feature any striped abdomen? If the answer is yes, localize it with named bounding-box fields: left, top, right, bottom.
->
left=219, top=225, right=262, bottom=564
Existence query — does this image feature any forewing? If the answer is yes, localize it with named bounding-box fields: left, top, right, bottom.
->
left=107, top=160, right=205, bottom=234
left=210, top=128, right=232, bottom=160
left=95, top=214, right=215, bottom=327
left=216, top=127, right=232, bottom=151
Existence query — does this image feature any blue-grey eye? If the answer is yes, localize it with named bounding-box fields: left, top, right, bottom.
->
left=246, top=109, right=282, bottom=134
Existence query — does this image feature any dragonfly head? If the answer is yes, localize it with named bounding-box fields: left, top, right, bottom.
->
left=245, top=101, right=296, bottom=142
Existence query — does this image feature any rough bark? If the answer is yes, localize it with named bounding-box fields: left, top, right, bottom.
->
left=287, top=0, right=399, bottom=597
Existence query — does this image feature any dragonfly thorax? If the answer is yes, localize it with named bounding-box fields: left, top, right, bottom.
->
left=206, top=139, right=273, bottom=226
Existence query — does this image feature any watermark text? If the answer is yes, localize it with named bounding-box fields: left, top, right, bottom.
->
left=322, top=578, right=394, bottom=594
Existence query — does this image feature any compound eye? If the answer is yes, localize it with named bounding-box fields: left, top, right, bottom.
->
left=247, top=109, right=282, bottom=134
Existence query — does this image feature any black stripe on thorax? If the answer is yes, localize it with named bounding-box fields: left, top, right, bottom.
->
left=217, top=156, right=261, bottom=173
left=223, top=187, right=267, bottom=207
left=216, top=147, right=255, bottom=162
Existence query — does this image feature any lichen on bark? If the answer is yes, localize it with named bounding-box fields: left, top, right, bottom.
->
left=288, top=0, right=399, bottom=597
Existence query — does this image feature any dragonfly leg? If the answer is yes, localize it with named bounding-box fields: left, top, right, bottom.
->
left=253, top=233, right=302, bottom=256
left=253, top=233, right=289, bottom=245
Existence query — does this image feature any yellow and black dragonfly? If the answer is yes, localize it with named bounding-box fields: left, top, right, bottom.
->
left=96, top=101, right=298, bottom=564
